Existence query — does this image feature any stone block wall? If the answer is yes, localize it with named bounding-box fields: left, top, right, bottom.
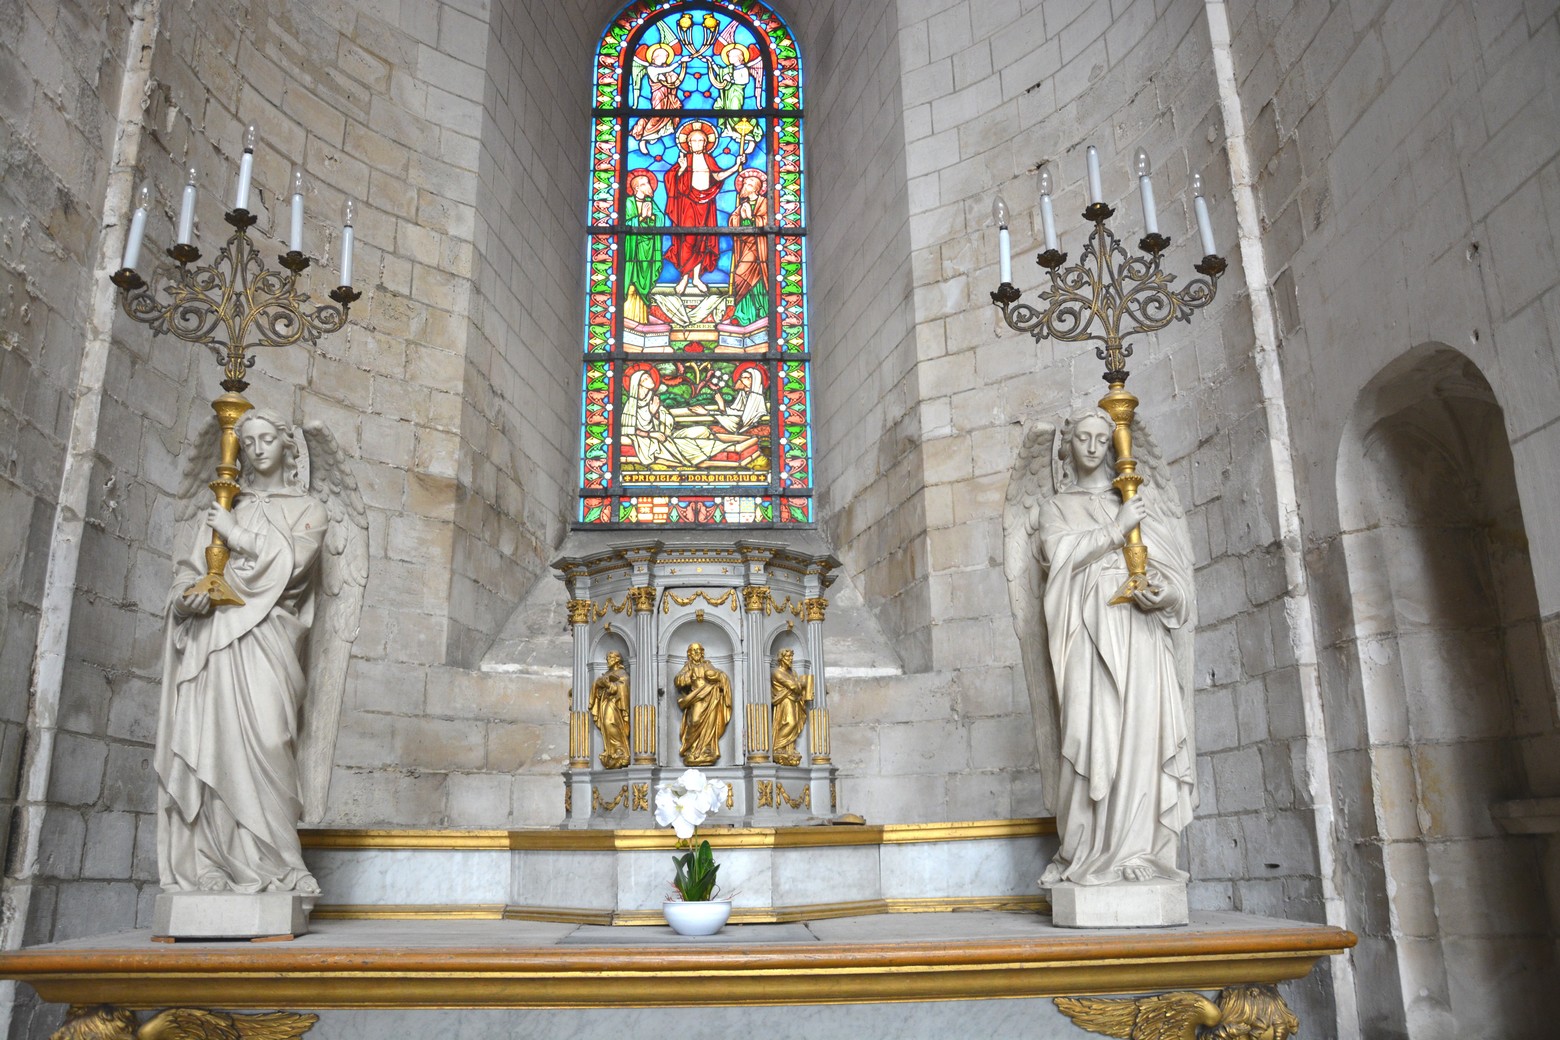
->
left=451, top=0, right=612, bottom=667
left=806, top=0, right=927, bottom=671
left=1217, top=0, right=1560, bottom=1034
left=0, top=0, right=139, bottom=929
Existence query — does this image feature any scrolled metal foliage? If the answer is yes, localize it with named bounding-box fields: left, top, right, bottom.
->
left=118, top=222, right=349, bottom=391
left=994, top=217, right=1220, bottom=352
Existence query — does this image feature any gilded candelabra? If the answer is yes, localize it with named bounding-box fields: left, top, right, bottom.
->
left=110, top=128, right=359, bottom=606
left=992, top=149, right=1226, bottom=604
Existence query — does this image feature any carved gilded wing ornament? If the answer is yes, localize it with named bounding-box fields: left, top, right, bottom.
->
left=1055, top=985, right=1298, bottom=1040
left=52, top=1007, right=318, bottom=1040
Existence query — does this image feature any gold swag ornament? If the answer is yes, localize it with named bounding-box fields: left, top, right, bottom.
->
left=1054, top=985, right=1299, bottom=1040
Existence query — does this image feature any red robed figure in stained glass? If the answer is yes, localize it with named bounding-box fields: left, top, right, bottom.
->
left=665, top=119, right=755, bottom=294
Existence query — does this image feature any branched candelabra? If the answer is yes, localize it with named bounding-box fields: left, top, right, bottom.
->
left=110, top=125, right=360, bottom=607
left=992, top=147, right=1227, bottom=605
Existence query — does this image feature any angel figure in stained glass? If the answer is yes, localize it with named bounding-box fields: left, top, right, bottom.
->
left=710, top=37, right=764, bottom=142
left=630, top=41, right=694, bottom=153
left=157, top=409, right=367, bottom=896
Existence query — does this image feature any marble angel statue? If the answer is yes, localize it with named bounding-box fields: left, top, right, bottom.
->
left=155, top=408, right=367, bottom=896
left=1003, top=409, right=1197, bottom=888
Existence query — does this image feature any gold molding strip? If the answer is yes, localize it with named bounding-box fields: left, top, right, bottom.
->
left=503, top=894, right=1049, bottom=927
left=0, top=919, right=1357, bottom=1009
left=301, top=818, right=1058, bottom=851
left=312, top=904, right=508, bottom=921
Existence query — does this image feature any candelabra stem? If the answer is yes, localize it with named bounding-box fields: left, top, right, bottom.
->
left=182, top=392, right=254, bottom=607
left=1097, top=370, right=1152, bottom=606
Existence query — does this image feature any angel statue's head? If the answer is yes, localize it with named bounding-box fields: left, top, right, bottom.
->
left=236, top=409, right=305, bottom=492
left=1057, top=408, right=1115, bottom=487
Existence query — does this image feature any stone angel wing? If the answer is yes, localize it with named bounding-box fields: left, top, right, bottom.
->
left=1002, top=420, right=1062, bottom=813
left=137, top=1008, right=320, bottom=1040
left=296, top=421, right=369, bottom=824
left=172, top=416, right=223, bottom=522
left=1054, top=992, right=1221, bottom=1040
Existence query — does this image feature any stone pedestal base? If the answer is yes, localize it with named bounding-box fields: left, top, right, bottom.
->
left=1047, top=880, right=1188, bottom=928
left=153, top=892, right=309, bottom=941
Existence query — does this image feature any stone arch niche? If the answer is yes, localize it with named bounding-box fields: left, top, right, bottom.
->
left=1336, top=347, right=1560, bottom=1038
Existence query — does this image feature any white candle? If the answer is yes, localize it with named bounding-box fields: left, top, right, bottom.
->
left=121, top=184, right=151, bottom=270
left=992, top=195, right=1012, bottom=283
left=1192, top=173, right=1216, bottom=255
left=1134, top=148, right=1158, bottom=235
left=175, top=165, right=197, bottom=246
left=339, top=197, right=355, bottom=285
left=1086, top=145, right=1103, bottom=205
left=288, top=165, right=305, bottom=252
left=233, top=123, right=257, bottom=211
left=1038, top=166, right=1058, bottom=251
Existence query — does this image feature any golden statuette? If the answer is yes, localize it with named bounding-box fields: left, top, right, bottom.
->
left=769, top=648, right=809, bottom=766
left=1054, top=984, right=1298, bottom=1039
left=675, top=642, right=732, bottom=766
left=51, top=1006, right=318, bottom=1040
left=588, top=651, right=631, bottom=769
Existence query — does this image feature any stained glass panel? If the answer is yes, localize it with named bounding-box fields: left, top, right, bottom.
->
left=581, top=1, right=807, bottom=526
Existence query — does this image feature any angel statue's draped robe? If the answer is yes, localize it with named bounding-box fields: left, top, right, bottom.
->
left=155, top=487, right=327, bottom=894
left=1038, top=481, right=1197, bottom=885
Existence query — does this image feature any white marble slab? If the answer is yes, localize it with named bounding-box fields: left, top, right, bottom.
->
left=306, top=849, right=510, bottom=905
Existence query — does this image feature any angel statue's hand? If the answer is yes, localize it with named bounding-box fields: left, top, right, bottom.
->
left=176, top=589, right=214, bottom=617
left=1132, top=577, right=1182, bottom=613
left=1114, top=495, right=1149, bottom=537
left=204, top=504, right=237, bottom=541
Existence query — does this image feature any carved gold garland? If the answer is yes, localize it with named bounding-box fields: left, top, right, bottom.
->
left=755, top=781, right=811, bottom=810
left=592, top=785, right=630, bottom=812
left=660, top=589, right=740, bottom=613
left=51, top=1007, right=317, bottom=1040
left=1055, top=984, right=1299, bottom=1039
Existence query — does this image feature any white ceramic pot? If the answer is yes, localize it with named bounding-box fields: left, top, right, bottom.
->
left=662, top=899, right=732, bottom=936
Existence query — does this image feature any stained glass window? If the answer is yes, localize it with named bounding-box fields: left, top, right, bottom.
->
left=578, top=1, right=810, bottom=527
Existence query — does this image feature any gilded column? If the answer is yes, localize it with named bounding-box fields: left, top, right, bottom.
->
left=742, top=585, right=772, bottom=763
left=802, top=596, right=830, bottom=763
left=628, top=585, right=659, bottom=764
left=567, top=598, right=593, bottom=768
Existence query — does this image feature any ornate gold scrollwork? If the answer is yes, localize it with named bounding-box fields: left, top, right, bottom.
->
left=592, top=785, right=630, bottom=812
left=726, top=783, right=734, bottom=809
left=775, top=782, right=810, bottom=810
left=626, top=586, right=656, bottom=614
left=801, top=596, right=828, bottom=622
left=51, top=1006, right=318, bottom=1040
left=631, top=783, right=650, bottom=811
left=1054, top=984, right=1299, bottom=1039
left=756, top=780, right=774, bottom=808
left=742, top=585, right=772, bottom=613
left=567, top=599, right=593, bottom=625
left=564, top=785, right=572, bottom=815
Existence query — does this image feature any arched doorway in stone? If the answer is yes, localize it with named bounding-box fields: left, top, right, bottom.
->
left=1335, top=345, right=1559, bottom=1038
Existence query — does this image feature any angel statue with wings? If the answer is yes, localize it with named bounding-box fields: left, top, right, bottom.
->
left=1004, top=409, right=1197, bottom=899
left=156, top=408, right=367, bottom=899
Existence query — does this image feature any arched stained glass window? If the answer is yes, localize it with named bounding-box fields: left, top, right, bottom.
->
left=578, top=1, right=810, bottom=527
